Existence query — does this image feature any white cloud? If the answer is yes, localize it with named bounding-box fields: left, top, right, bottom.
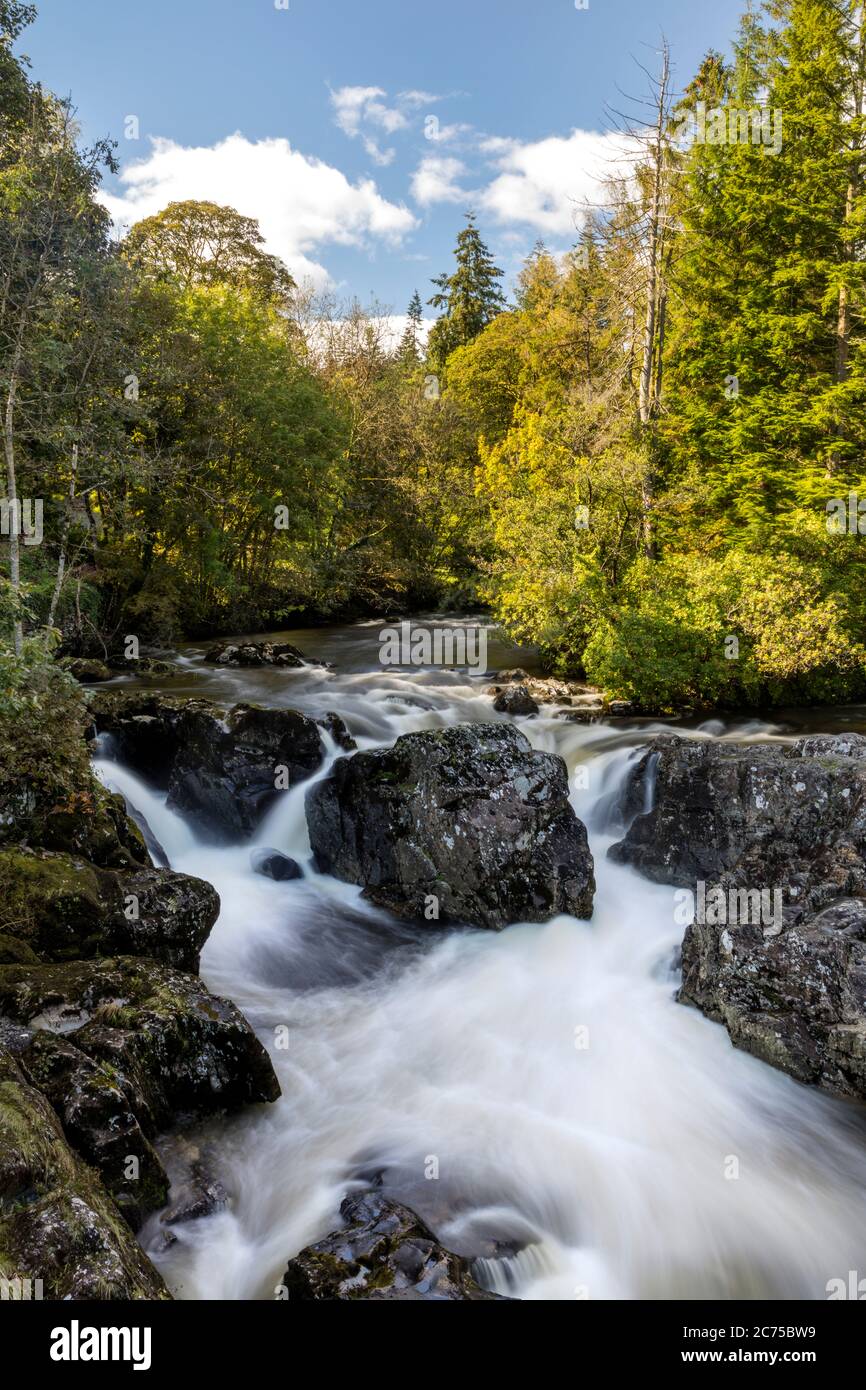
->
left=397, top=89, right=443, bottom=108
left=478, top=129, right=625, bottom=235
left=100, top=133, right=418, bottom=288
left=410, top=154, right=468, bottom=207
left=330, top=85, right=409, bottom=166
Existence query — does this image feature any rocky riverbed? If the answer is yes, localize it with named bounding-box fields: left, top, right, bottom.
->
left=4, top=620, right=866, bottom=1301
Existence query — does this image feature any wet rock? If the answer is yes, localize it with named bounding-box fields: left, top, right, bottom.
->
left=492, top=671, right=601, bottom=707
left=87, top=692, right=197, bottom=784
left=204, top=641, right=312, bottom=668
left=607, top=699, right=633, bottom=716
left=0, top=956, right=281, bottom=1131
left=609, top=732, right=866, bottom=1098
left=106, top=655, right=177, bottom=677
left=250, top=848, right=303, bottom=882
left=59, top=657, right=113, bottom=683
left=21, top=1032, right=169, bottom=1230
left=35, top=783, right=150, bottom=871
left=89, top=693, right=326, bottom=840
left=160, top=1168, right=230, bottom=1226
left=306, top=722, right=595, bottom=930
left=168, top=702, right=324, bottom=839
left=281, top=1192, right=506, bottom=1300
left=0, top=849, right=219, bottom=972
left=316, top=711, right=357, bottom=751
left=0, top=1046, right=170, bottom=1299
left=493, top=685, right=539, bottom=716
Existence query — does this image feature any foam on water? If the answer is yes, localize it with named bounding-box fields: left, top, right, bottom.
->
left=94, top=653, right=866, bottom=1301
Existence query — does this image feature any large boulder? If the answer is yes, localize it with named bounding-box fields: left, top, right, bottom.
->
left=20, top=1031, right=169, bottom=1230
left=0, top=957, right=281, bottom=1134
left=59, top=657, right=114, bottom=683
left=609, top=732, right=866, bottom=1098
left=204, top=640, right=312, bottom=668
left=306, top=723, right=594, bottom=929
left=493, top=685, right=539, bottom=716
left=281, top=1192, right=505, bottom=1300
left=89, top=693, right=327, bottom=840
left=168, top=703, right=324, bottom=839
left=0, top=849, right=218, bottom=972
left=0, top=1046, right=170, bottom=1298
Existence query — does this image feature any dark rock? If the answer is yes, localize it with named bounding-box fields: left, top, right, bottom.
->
left=89, top=693, right=326, bottom=840
left=168, top=702, right=324, bottom=839
left=105, top=655, right=176, bottom=677
left=204, top=640, right=310, bottom=668
left=609, top=733, right=866, bottom=1098
left=0, top=956, right=281, bottom=1131
left=281, top=1192, right=506, bottom=1300
left=316, top=711, right=357, bottom=751
left=59, top=657, right=113, bottom=683
left=493, top=672, right=601, bottom=707
left=21, top=1032, right=169, bottom=1230
left=493, top=685, right=539, bottom=716
left=607, top=699, right=633, bottom=716
left=306, top=723, right=595, bottom=930
left=37, top=784, right=150, bottom=871
left=0, top=1046, right=170, bottom=1299
left=88, top=692, right=192, bottom=786
left=0, top=849, right=219, bottom=972
left=250, top=848, right=303, bottom=882
left=160, top=1168, right=229, bottom=1226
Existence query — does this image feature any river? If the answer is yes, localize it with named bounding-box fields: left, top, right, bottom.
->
left=93, top=616, right=866, bottom=1300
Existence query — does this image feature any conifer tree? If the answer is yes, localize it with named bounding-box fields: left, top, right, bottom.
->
left=427, top=213, right=506, bottom=369
left=397, top=289, right=424, bottom=364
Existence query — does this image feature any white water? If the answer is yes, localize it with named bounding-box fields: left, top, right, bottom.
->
left=94, top=658, right=866, bottom=1301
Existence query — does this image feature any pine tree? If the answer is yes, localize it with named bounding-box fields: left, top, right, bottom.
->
left=664, top=0, right=866, bottom=531
left=397, top=289, right=424, bottom=364
left=427, top=213, right=506, bottom=370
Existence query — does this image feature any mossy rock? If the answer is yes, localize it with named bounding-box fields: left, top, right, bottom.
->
left=0, top=956, right=281, bottom=1132
left=282, top=1191, right=507, bottom=1300
left=21, top=1032, right=169, bottom=1231
left=0, top=1046, right=170, bottom=1299
left=0, top=849, right=218, bottom=971
left=59, top=657, right=114, bottom=683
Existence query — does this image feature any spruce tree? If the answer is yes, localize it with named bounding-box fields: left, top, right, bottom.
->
left=397, top=289, right=424, bottom=364
left=664, top=0, right=866, bottom=532
left=427, top=213, right=506, bottom=370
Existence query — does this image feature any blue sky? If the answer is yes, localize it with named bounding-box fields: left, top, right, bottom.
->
left=24, top=0, right=745, bottom=315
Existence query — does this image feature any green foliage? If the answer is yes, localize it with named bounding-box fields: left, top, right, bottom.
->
left=122, top=200, right=296, bottom=308
left=584, top=548, right=866, bottom=711
left=4, top=0, right=866, bottom=713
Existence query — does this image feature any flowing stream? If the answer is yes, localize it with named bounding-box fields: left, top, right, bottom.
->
left=94, top=618, right=866, bottom=1300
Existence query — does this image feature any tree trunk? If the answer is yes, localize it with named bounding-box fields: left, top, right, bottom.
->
left=3, top=337, right=24, bottom=655
left=47, top=444, right=79, bottom=632
left=638, top=43, right=671, bottom=558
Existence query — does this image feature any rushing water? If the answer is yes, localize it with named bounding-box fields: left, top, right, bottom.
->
left=93, top=618, right=866, bottom=1301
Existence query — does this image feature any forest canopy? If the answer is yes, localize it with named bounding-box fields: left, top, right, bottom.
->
left=2, top=0, right=866, bottom=711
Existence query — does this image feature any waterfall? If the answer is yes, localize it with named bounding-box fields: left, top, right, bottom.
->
left=95, top=637, right=866, bottom=1302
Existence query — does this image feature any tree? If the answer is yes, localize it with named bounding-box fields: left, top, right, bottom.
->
left=397, top=289, right=424, bottom=364
left=123, top=201, right=296, bottom=308
left=427, top=213, right=506, bottom=369
left=0, top=6, right=119, bottom=655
